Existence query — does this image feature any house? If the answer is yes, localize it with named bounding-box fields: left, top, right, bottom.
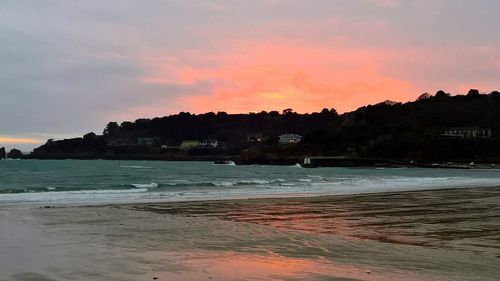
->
left=200, top=139, right=218, bottom=148
left=279, top=134, right=303, bottom=144
left=442, top=127, right=492, bottom=138
left=180, top=140, right=201, bottom=150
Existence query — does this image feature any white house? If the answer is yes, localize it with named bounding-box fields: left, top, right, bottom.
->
left=279, top=134, right=302, bottom=144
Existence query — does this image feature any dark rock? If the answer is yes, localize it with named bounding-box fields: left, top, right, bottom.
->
left=7, top=148, right=23, bottom=159
left=0, top=147, right=5, bottom=159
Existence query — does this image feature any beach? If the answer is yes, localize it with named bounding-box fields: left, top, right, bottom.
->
left=2, top=186, right=499, bottom=281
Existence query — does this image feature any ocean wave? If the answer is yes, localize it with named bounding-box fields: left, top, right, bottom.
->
left=237, top=179, right=271, bottom=185
left=0, top=178, right=290, bottom=194
left=0, top=186, right=151, bottom=194
left=5, top=175, right=498, bottom=198
left=22, top=188, right=149, bottom=195
left=212, top=179, right=272, bottom=187
left=213, top=181, right=234, bottom=187
left=132, top=183, right=159, bottom=188
left=62, top=188, right=149, bottom=194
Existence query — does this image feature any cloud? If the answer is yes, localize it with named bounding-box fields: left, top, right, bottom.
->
left=0, top=0, right=500, bottom=144
left=368, top=0, right=400, bottom=8
left=0, top=137, right=40, bottom=144
left=142, top=42, right=416, bottom=113
left=382, top=45, right=500, bottom=94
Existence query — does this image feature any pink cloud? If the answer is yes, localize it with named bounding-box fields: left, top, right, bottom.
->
left=140, top=41, right=417, bottom=114
left=132, top=10, right=500, bottom=116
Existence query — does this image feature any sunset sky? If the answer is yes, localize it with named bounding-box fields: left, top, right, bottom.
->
left=1, top=0, right=500, bottom=150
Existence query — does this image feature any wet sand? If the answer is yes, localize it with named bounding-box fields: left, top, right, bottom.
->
left=1, top=187, right=500, bottom=281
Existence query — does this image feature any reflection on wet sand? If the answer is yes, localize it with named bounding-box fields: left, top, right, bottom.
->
left=135, top=186, right=500, bottom=254
left=149, top=251, right=435, bottom=281
left=2, top=187, right=500, bottom=281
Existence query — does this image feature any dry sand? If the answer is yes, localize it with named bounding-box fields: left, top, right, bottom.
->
left=1, top=187, right=500, bottom=281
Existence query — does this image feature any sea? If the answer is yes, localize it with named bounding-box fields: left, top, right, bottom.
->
left=2, top=159, right=500, bottom=280
left=1, top=159, right=500, bottom=206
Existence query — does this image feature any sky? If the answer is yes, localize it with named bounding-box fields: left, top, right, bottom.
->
left=1, top=0, right=500, bottom=151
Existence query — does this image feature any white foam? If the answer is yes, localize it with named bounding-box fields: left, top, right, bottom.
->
left=213, top=181, right=234, bottom=187
left=132, top=183, right=158, bottom=188
left=0, top=188, right=150, bottom=206
left=237, top=179, right=270, bottom=185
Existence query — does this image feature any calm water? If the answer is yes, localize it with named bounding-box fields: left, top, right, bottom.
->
left=1, top=160, right=500, bottom=205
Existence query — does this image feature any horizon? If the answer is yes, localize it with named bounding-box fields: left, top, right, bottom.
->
left=2, top=1, right=500, bottom=150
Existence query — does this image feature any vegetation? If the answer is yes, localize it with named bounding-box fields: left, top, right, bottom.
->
left=30, top=90, right=500, bottom=164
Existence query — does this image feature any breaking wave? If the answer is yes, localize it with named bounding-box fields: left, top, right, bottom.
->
left=132, top=183, right=159, bottom=188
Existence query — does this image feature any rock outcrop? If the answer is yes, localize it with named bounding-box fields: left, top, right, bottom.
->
left=0, top=147, right=5, bottom=159
left=7, top=148, right=23, bottom=159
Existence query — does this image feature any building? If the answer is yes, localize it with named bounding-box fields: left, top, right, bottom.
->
left=180, top=140, right=201, bottom=150
left=200, top=139, right=218, bottom=148
left=279, top=134, right=303, bottom=144
left=442, top=127, right=492, bottom=138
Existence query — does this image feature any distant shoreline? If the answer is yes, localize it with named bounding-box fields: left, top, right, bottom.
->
left=12, top=155, right=499, bottom=169
left=89, top=185, right=500, bottom=210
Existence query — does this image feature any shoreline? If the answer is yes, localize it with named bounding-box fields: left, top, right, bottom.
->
left=25, top=184, right=500, bottom=209
left=2, top=185, right=499, bottom=281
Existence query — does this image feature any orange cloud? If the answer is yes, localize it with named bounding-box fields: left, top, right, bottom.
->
left=0, top=137, right=40, bottom=144
left=141, top=42, right=416, bottom=113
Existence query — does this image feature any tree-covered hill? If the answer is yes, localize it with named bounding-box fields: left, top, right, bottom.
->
left=30, top=90, right=500, bottom=164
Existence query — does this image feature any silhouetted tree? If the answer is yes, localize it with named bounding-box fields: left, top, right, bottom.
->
left=83, top=132, right=97, bottom=140
left=103, top=122, right=119, bottom=136
left=467, top=89, right=480, bottom=97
